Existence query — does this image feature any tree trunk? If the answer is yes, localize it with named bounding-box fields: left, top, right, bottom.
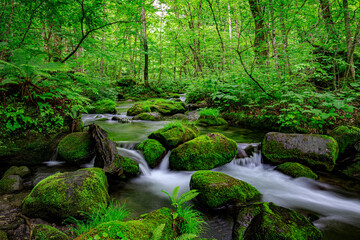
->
left=343, top=0, right=356, bottom=80
left=141, top=3, right=149, bottom=88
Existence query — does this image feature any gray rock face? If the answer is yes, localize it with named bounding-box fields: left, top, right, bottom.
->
left=262, top=132, right=339, bottom=171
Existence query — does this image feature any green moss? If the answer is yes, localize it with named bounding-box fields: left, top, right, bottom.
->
left=22, top=168, right=109, bottom=222
left=196, top=115, right=228, bottom=127
left=149, top=123, right=199, bottom=150
left=136, top=112, right=162, bottom=121
left=342, top=159, right=360, bottom=180
left=169, top=133, right=238, bottom=170
left=276, top=162, right=318, bottom=180
left=190, top=170, right=260, bottom=208
left=0, top=175, right=20, bottom=194
left=127, top=99, right=186, bottom=116
left=87, top=99, right=117, bottom=114
left=121, top=157, right=140, bottom=177
left=137, top=139, right=166, bottom=168
left=0, top=230, right=8, bottom=240
left=262, top=132, right=338, bottom=171
left=58, top=132, right=94, bottom=164
left=233, top=202, right=323, bottom=240
left=3, top=166, right=30, bottom=178
left=74, top=208, right=176, bottom=240
left=33, top=224, right=69, bottom=240
left=329, top=126, right=360, bottom=155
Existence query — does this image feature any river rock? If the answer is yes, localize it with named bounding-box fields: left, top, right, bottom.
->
left=169, top=133, right=237, bottom=170
left=329, top=126, right=360, bottom=157
left=190, top=170, right=260, bottom=209
left=148, top=124, right=199, bottom=150
left=233, top=202, right=323, bottom=240
left=262, top=132, right=338, bottom=171
left=196, top=115, right=228, bottom=126
left=2, top=166, right=30, bottom=178
left=74, top=208, right=175, bottom=240
left=104, top=155, right=140, bottom=179
left=57, top=132, right=95, bottom=165
left=133, top=112, right=163, bottom=121
left=137, top=139, right=166, bottom=168
left=33, top=224, right=70, bottom=240
left=276, top=162, right=318, bottom=180
left=341, top=156, right=360, bottom=181
left=0, top=175, right=23, bottom=194
left=22, top=168, right=109, bottom=222
left=127, top=99, right=186, bottom=116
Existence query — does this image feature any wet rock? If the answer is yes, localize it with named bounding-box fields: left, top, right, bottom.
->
left=169, top=113, right=187, bottom=120
left=133, top=112, right=163, bottom=121
left=2, top=166, right=30, bottom=178
left=276, top=162, right=319, bottom=180
left=169, top=133, right=237, bottom=170
left=74, top=208, right=175, bottom=240
left=262, top=132, right=338, bottom=171
left=0, top=175, right=23, bottom=194
left=137, top=139, right=166, bottom=168
left=57, top=132, right=95, bottom=165
left=127, top=99, right=186, bottom=116
left=22, top=168, right=109, bottom=222
left=190, top=170, right=260, bottom=209
left=32, top=224, right=69, bottom=240
left=233, top=202, right=323, bottom=240
left=196, top=115, right=228, bottom=127
left=186, top=111, right=200, bottom=122
left=342, top=156, right=360, bottom=181
left=148, top=123, right=199, bottom=150
left=111, top=116, right=121, bottom=121
left=187, top=101, right=208, bottom=111
left=105, top=156, right=140, bottom=179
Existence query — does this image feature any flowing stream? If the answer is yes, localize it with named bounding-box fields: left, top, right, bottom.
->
left=78, top=101, right=360, bottom=240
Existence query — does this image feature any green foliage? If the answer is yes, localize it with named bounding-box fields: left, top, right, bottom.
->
left=199, top=108, right=220, bottom=118
left=162, top=186, right=205, bottom=236
left=68, top=201, right=130, bottom=236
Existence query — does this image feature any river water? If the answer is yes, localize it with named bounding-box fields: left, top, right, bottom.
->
left=78, top=102, right=360, bottom=240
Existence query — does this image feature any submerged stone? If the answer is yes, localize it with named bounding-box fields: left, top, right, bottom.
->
left=74, top=208, right=175, bottom=240
left=190, top=170, right=260, bottom=208
left=58, top=132, right=95, bottom=164
left=137, top=139, right=166, bottom=168
left=148, top=124, right=199, bottom=150
left=276, top=162, right=318, bottom=180
left=262, top=132, right=338, bottom=171
left=169, top=133, right=237, bottom=170
left=33, top=224, right=69, bottom=240
left=22, top=168, right=109, bottom=222
left=233, top=202, right=323, bottom=240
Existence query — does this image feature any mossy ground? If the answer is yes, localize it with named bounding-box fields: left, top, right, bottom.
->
left=262, top=132, right=338, bottom=171
left=33, top=224, right=69, bottom=240
left=58, top=132, right=94, bottom=163
left=74, top=208, right=175, bottom=240
left=137, top=139, right=166, bottom=168
left=22, top=168, right=109, bottom=222
left=148, top=123, right=199, bottom=149
left=234, top=202, right=323, bottom=240
left=190, top=170, right=260, bottom=208
left=127, top=98, right=186, bottom=116
left=169, top=133, right=238, bottom=170
left=276, top=162, right=318, bottom=180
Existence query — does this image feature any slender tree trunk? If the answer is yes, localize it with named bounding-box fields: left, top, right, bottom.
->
left=343, top=0, right=356, bottom=80
left=269, top=0, right=278, bottom=70
left=141, top=3, right=149, bottom=88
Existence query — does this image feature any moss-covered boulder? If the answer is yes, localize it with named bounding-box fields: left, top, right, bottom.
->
left=276, top=162, right=318, bottom=180
left=127, top=99, right=186, bottom=116
left=133, top=112, right=163, bottom=121
left=137, top=139, right=166, bottom=168
left=74, top=208, right=176, bottom=240
left=148, top=124, right=199, bottom=150
left=104, top=155, right=140, bottom=179
left=22, top=168, right=109, bottom=222
left=58, top=132, right=95, bottom=164
left=262, top=132, right=338, bottom=171
left=2, top=166, right=30, bottom=178
left=329, top=126, right=360, bottom=156
left=87, top=99, right=117, bottom=114
left=0, top=175, right=23, bottom=194
left=170, top=133, right=237, bottom=170
left=0, top=230, right=8, bottom=240
left=196, top=115, right=228, bottom=126
left=342, top=157, right=360, bottom=181
left=233, top=202, right=323, bottom=240
left=33, top=224, right=69, bottom=240
left=190, top=170, right=260, bottom=209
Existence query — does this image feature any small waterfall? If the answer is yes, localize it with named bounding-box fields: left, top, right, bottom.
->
left=43, top=148, right=65, bottom=166
left=80, top=156, right=96, bottom=168
left=158, top=151, right=171, bottom=171
left=233, top=143, right=262, bottom=168
left=179, top=94, right=186, bottom=102
left=117, top=147, right=151, bottom=176
left=116, top=141, right=138, bottom=150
